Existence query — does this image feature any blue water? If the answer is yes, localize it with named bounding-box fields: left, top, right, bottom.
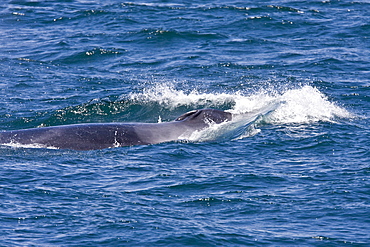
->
left=1, top=0, right=369, bottom=245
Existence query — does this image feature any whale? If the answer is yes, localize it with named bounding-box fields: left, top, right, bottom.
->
left=0, top=109, right=232, bottom=150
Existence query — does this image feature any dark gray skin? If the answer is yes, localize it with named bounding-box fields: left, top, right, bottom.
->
left=0, top=109, right=232, bottom=150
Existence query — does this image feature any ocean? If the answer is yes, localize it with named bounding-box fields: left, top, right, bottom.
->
left=0, top=0, right=369, bottom=246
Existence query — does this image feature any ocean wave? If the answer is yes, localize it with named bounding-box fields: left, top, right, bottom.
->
left=57, top=47, right=126, bottom=64
left=128, top=83, right=352, bottom=124
left=123, top=83, right=353, bottom=143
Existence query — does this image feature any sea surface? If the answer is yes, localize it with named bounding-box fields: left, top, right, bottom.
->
left=0, top=0, right=369, bottom=246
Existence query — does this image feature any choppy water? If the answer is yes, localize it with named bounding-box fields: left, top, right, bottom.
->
left=1, top=0, right=369, bottom=246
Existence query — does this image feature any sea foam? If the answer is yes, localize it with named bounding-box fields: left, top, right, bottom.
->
left=127, top=83, right=352, bottom=143
left=129, top=83, right=352, bottom=125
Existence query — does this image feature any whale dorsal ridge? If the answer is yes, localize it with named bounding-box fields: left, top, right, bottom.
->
left=174, top=109, right=232, bottom=123
left=175, top=110, right=200, bottom=121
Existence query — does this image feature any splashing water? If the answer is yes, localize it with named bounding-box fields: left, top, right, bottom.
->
left=128, top=83, right=237, bottom=109
left=127, top=83, right=352, bottom=143
left=129, top=84, right=352, bottom=124
left=268, top=85, right=352, bottom=124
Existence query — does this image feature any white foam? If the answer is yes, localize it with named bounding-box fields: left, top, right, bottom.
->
left=268, top=85, right=353, bottom=124
left=129, top=83, right=352, bottom=125
left=179, top=119, right=233, bottom=143
left=1, top=141, right=59, bottom=150
left=127, top=83, right=353, bottom=143
left=128, top=83, right=236, bottom=109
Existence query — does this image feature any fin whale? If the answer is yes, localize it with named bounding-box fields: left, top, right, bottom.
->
left=0, top=109, right=232, bottom=150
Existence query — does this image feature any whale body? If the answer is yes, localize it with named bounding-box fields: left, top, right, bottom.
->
left=0, top=109, right=232, bottom=150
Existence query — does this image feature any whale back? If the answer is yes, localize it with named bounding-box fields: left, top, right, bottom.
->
left=0, top=108, right=232, bottom=150
left=175, top=109, right=232, bottom=125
